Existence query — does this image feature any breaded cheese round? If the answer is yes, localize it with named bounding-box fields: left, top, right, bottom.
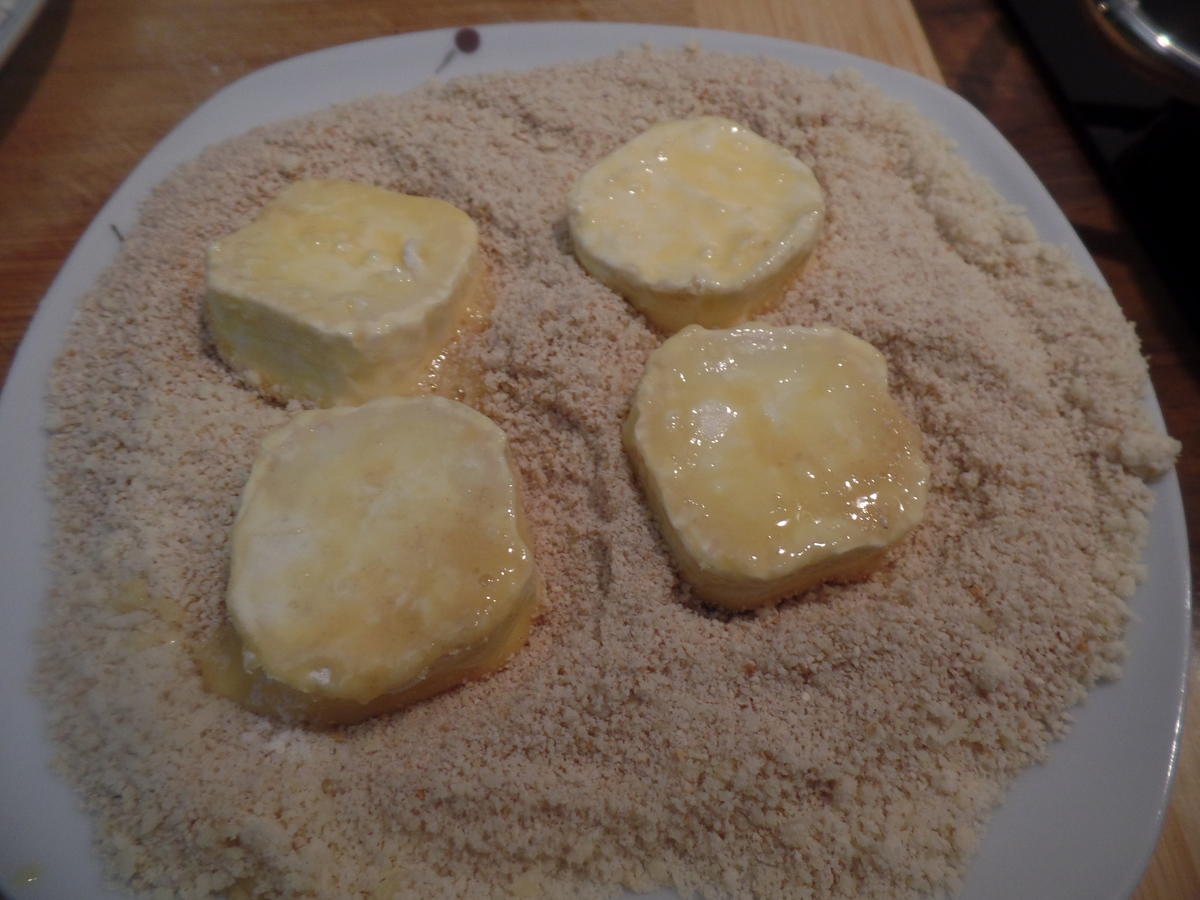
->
left=205, top=179, right=484, bottom=407
left=568, top=117, right=824, bottom=333
left=625, top=324, right=929, bottom=610
left=215, top=395, right=539, bottom=725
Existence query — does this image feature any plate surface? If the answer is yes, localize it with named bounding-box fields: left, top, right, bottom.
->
left=0, top=22, right=1190, bottom=900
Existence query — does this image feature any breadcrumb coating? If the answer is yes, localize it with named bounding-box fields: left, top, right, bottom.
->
left=38, top=47, right=1178, bottom=900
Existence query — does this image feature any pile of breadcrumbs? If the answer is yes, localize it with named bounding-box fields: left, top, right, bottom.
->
left=37, top=47, right=1178, bottom=899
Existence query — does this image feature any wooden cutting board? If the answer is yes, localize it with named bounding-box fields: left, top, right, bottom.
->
left=694, top=0, right=943, bottom=80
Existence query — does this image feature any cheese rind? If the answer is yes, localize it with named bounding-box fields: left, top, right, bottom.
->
left=625, top=324, right=929, bottom=610
left=205, top=179, right=483, bottom=407
left=222, top=396, right=539, bottom=724
left=568, top=117, right=824, bottom=332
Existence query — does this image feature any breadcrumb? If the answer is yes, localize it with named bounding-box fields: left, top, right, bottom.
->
left=37, top=48, right=1177, bottom=900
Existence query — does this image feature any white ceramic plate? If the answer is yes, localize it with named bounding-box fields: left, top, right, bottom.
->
left=0, top=22, right=1190, bottom=900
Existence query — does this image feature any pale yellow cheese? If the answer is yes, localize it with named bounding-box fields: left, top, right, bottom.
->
left=217, top=395, right=539, bottom=725
left=625, top=324, right=929, bottom=610
left=205, top=179, right=483, bottom=407
left=568, top=117, right=824, bottom=333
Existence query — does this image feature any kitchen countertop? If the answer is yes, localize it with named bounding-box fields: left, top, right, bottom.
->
left=0, top=1, right=1194, bottom=897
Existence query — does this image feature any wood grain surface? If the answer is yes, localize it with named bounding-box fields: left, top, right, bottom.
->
left=0, top=1, right=1195, bottom=897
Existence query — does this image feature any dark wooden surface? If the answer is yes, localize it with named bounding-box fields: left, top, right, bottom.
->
left=0, top=0, right=1195, bottom=896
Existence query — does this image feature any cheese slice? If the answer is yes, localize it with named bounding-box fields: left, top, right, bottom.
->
left=625, top=324, right=929, bottom=610
left=212, top=396, right=539, bottom=725
left=205, top=179, right=484, bottom=407
left=568, top=117, right=824, bottom=333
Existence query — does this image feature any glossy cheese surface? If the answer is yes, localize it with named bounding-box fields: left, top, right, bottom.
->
left=568, top=118, right=824, bottom=332
left=205, top=179, right=482, bottom=407
left=625, top=324, right=929, bottom=609
left=222, top=396, right=538, bottom=723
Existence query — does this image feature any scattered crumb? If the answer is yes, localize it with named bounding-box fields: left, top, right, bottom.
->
left=36, top=48, right=1178, bottom=900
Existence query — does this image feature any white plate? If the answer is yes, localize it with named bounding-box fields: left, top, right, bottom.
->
left=0, top=22, right=1190, bottom=900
